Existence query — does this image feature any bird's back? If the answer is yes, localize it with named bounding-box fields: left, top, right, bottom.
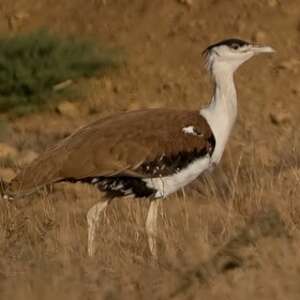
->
left=7, top=109, right=213, bottom=197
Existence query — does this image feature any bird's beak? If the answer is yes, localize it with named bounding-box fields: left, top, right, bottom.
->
left=251, top=45, right=275, bottom=54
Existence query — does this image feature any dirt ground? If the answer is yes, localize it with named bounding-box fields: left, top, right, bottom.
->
left=0, top=0, right=300, bottom=299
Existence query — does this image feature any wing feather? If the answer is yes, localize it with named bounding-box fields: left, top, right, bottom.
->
left=9, top=109, right=214, bottom=196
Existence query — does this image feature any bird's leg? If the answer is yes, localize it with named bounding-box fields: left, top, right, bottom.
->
left=145, top=199, right=161, bottom=257
left=87, top=200, right=109, bottom=256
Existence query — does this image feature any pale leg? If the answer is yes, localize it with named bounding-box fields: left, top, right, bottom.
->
left=87, top=200, right=109, bottom=256
left=145, top=199, right=160, bottom=257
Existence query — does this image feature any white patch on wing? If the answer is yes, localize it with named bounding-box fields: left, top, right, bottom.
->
left=182, top=126, right=203, bottom=137
left=182, top=126, right=197, bottom=135
left=144, top=155, right=211, bottom=198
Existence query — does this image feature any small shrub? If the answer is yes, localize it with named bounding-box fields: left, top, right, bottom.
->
left=0, top=29, right=120, bottom=115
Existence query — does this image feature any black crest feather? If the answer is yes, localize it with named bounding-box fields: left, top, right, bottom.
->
left=202, top=38, right=250, bottom=57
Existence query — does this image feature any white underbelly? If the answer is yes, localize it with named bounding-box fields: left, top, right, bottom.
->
left=144, top=155, right=211, bottom=198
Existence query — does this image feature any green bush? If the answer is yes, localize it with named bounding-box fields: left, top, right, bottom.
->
left=0, top=29, right=120, bottom=115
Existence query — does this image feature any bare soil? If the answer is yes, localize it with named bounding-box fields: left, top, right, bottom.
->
left=0, top=0, right=300, bottom=299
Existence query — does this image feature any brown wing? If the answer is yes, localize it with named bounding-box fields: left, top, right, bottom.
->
left=9, top=109, right=214, bottom=196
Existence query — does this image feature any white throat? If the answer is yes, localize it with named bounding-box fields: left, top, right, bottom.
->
left=200, top=62, right=238, bottom=164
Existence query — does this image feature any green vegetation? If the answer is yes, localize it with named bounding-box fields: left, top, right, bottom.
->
left=0, top=29, right=120, bottom=115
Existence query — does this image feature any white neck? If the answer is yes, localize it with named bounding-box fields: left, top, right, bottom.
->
left=200, top=62, right=238, bottom=163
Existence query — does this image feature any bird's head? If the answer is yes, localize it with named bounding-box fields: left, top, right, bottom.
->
left=203, top=38, right=274, bottom=75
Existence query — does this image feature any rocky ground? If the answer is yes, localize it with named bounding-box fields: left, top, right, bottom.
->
left=0, top=0, right=299, bottom=299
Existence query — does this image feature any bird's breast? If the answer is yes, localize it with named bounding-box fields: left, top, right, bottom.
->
left=144, top=155, right=211, bottom=198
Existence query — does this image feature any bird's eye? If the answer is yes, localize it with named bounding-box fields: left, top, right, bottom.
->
left=231, top=43, right=240, bottom=50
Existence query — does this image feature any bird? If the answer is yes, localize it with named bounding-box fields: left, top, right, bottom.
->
left=0, top=38, right=274, bottom=257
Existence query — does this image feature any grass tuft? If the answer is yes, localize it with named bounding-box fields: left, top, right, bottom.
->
left=0, top=29, right=121, bottom=115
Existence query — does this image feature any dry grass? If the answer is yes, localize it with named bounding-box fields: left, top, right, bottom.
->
left=0, top=139, right=299, bottom=300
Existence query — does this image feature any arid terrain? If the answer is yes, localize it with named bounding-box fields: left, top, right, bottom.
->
left=0, top=0, right=300, bottom=299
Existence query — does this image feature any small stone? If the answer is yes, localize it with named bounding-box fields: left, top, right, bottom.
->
left=56, top=101, right=80, bottom=118
left=267, top=0, right=278, bottom=7
left=167, top=28, right=177, bottom=37
left=146, top=33, right=155, bottom=41
left=278, top=59, right=300, bottom=73
left=8, top=11, right=30, bottom=30
left=127, top=100, right=143, bottom=111
left=113, top=85, right=120, bottom=94
left=162, top=82, right=173, bottom=90
left=269, top=111, right=291, bottom=126
left=292, top=85, right=300, bottom=95
left=14, top=11, right=30, bottom=21
left=147, top=101, right=163, bottom=109
left=178, top=0, right=193, bottom=7
left=252, top=31, right=267, bottom=43
left=0, top=143, right=18, bottom=159
left=17, top=150, right=38, bottom=166
left=0, top=168, right=16, bottom=182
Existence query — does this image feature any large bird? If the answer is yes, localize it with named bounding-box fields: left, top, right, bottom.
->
left=1, top=38, right=274, bottom=256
